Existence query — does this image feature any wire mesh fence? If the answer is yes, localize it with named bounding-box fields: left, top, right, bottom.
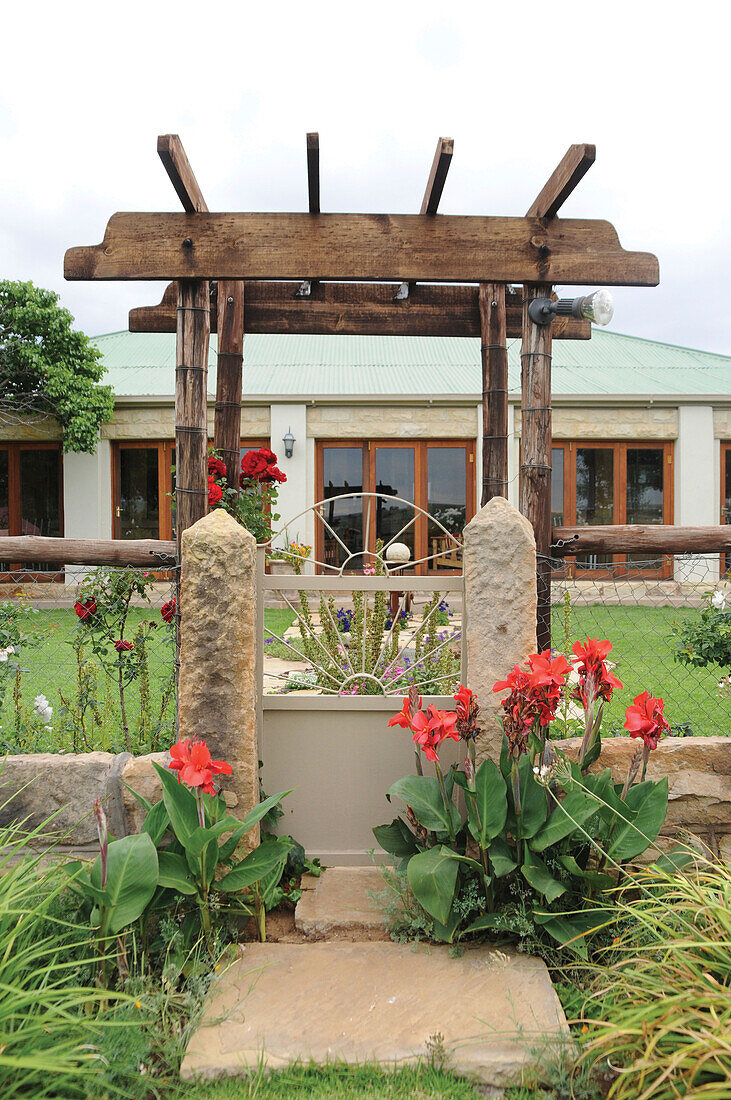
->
left=539, top=553, right=731, bottom=737
left=0, top=567, right=179, bottom=755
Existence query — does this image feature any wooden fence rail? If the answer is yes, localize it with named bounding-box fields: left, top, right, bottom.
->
left=0, top=537, right=177, bottom=568
left=552, top=525, right=731, bottom=556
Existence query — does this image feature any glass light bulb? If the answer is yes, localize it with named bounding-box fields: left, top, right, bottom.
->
left=582, top=289, right=614, bottom=326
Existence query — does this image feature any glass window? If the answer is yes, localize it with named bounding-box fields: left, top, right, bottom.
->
left=375, top=447, right=416, bottom=559
left=119, top=448, right=160, bottom=540
left=627, top=448, right=664, bottom=570
left=576, top=448, right=614, bottom=568
left=551, top=447, right=564, bottom=526
left=427, top=446, right=465, bottom=569
left=0, top=446, right=63, bottom=576
left=321, top=447, right=363, bottom=568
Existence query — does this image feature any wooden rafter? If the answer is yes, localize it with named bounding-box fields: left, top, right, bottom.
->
left=66, top=211, right=658, bottom=285
left=420, top=137, right=453, bottom=215
left=157, top=134, right=209, bottom=213
left=526, top=143, right=596, bottom=221
left=129, top=280, right=590, bottom=339
left=307, top=132, right=320, bottom=214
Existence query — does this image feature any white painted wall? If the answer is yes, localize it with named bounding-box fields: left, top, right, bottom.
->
left=63, top=440, right=112, bottom=582
left=269, top=404, right=311, bottom=553
left=674, top=405, right=718, bottom=582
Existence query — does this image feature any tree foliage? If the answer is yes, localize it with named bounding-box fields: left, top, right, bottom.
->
left=0, top=279, right=114, bottom=453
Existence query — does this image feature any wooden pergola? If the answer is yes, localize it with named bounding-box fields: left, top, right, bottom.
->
left=64, top=134, right=661, bottom=648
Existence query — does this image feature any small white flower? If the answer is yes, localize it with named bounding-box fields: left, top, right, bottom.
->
left=5, top=645, right=14, bottom=655
left=712, top=590, right=727, bottom=610
left=33, top=694, right=52, bottom=722
left=0, top=651, right=8, bottom=663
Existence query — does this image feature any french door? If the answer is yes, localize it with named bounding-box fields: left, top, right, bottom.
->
left=316, top=440, right=475, bottom=573
left=0, top=443, right=64, bottom=580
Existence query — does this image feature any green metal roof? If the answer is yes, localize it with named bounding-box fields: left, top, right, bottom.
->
left=92, top=328, right=731, bottom=400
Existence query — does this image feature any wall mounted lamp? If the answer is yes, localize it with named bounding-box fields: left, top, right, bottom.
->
left=528, top=288, right=614, bottom=327
left=282, top=428, right=296, bottom=459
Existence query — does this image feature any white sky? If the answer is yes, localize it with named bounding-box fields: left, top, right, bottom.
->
left=2, top=0, right=730, bottom=354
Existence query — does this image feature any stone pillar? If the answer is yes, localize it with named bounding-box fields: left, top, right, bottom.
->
left=674, top=405, right=718, bottom=584
left=179, top=509, right=259, bottom=841
left=463, top=496, right=537, bottom=762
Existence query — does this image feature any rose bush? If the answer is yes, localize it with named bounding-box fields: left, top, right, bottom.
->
left=375, top=638, right=673, bottom=954
left=206, top=446, right=285, bottom=544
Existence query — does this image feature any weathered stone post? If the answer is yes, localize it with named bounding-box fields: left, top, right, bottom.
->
left=463, top=497, right=537, bottom=761
left=178, top=509, right=259, bottom=844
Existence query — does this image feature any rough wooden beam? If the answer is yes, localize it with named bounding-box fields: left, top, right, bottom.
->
left=421, top=137, right=453, bottom=215
left=526, top=143, right=596, bottom=221
left=480, top=283, right=508, bottom=504
left=307, top=132, right=320, bottom=214
left=521, top=284, right=553, bottom=652
left=65, top=212, right=659, bottom=286
left=214, top=279, right=244, bottom=489
left=129, top=280, right=591, bottom=338
left=176, top=280, right=210, bottom=548
left=157, top=134, right=209, bottom=213
left=552, top=525, right=731, bottom=555
left=0, top=537, right=176, bottom=568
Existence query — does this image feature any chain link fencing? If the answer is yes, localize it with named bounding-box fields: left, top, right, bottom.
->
left=0, top=567, right=179, bottom=755
left=539, top=553, right=731, bottom=738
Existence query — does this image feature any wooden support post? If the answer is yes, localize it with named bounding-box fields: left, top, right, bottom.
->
left=214, top=280, right=244, bottom=489
left=480, top=283, right=508, bottom=505
left=520, top=284, right=553, bottom=651
left=176, top=280, right=210, bottom=551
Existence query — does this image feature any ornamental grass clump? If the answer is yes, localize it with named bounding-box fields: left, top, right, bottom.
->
left=376, top=637, right=673, bottom=954
left=581, top=854, right=731, bottom=1099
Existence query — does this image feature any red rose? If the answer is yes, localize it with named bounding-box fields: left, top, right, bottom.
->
left=74, top=597, right=97, bottom=621
left=114, top=640, right=134, bottom=652
left=208, top=456, right=227, bottom=478
left=208, top=482, right=224, bottom=506
left=240, top=450, right=270, bottom=479
left=259, top=465, right=287, bottom=484
left=258, top=447, right=277, bottom=465
left=161, top=597, right=176, bottom=623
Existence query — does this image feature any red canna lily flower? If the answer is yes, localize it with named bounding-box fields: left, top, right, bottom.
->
left=410, top=704, right=459, bottom=762
left=169, top=738, right=232, bottom=796
left=453, top=684, right=480, bottom=741
left=388, top=694, right=422, bottom=729
left=571, top=638, right=623, bottom=706
left=624, top=691, right=671, bottom=751
left=74, top=597, right=97, bottom=621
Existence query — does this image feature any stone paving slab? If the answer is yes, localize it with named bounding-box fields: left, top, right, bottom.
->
left=180, top=941, right=570, bottom=1090
left=294, top=867, right=389, bottom=940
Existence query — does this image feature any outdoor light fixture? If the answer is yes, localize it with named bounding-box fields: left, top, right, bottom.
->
left=527, top=288, right=614, bottom=327
left=282, top=428, right=296, bottom=459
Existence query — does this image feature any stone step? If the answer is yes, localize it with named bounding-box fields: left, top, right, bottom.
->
left=180, top=941, right=570, bottom=1092
left=294, top=866, right=389, bottom=940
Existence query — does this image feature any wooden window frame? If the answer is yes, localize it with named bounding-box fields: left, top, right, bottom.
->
left=316, top=439, right=476, bottom=574
left=552, top=439, right=674, bottom=579
left=0, top=442, right=64, bottom=582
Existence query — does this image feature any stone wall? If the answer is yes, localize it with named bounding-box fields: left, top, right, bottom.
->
left=101, top=404, right=271, bottom=440
left=307, top=403, right=478, bottom=439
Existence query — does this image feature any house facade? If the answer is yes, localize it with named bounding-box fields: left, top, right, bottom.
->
left=2, top=328, right=729, bottom=580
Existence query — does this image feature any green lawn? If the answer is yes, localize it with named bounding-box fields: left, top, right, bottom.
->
left=552, top=603, right=730, bottom=737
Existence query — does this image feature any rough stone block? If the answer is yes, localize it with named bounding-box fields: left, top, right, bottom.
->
left=180, top=510, right=259, bottom=849
left=181, top=942, right=570, bottom=1089
left=0, top=751, right=125, bottom=844
left=463, top=497, right=537, bottom=762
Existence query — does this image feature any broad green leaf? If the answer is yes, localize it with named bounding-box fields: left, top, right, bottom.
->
left=373, top=818, right=420, bottom=859
left=648, top=845, right=699, bottom=877
left=467, top=759, right=507, bottom=846
left=91, top=833, right=159, bottom=934
left=442, top=850, right=487, bottom=877
left=558, top=853, right=614, bottom=893
left=529, top=787, right=599, bottom=852
left=153, top=762, right=200, bottom=846
left=488, top=836, right=518, bottom=878
left=217, top=838, right=292, bottom=894
left=509, top=755, right=548, bottom=839
left=462, top=912, right=506, bottom=935
left=61, top=861, right=106, bottom=903
left=387, top=775, right=460, bottom=836
left=406, top=845, right=458, bottom=925
left=218, top=824, right=251, bottom=862
left=607, top=777, right=668, bottom=861
left=533, top=906, right=614, bottom=957
left=521, top=848, right=566, bottom=902
left=122, top=781, right=153, bottom=812
left=431, top=907, right=461, bottom=944
left=236, top=790, right=293, bottom=835
left=157, top=851, right=198, bottom=895
left=142, top=799, right=170, bottom=846
left=187, top=826, right=218, bottom=858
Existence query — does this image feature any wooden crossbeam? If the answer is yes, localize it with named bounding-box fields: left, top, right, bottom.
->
left=0, top=536, right=177, bottom=568
left=129, top=280, right=591, bottom=338
left=552, top=525, right=731, bottom=555
left=526, top=143, right=596, bottom=221
left=421, top=137, right=453, bottom=215
left=307, top=132, right=320, bottom=214
left=157, top=134, right=209, bottom=213
left=66, top=212, right=658, bottom=285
